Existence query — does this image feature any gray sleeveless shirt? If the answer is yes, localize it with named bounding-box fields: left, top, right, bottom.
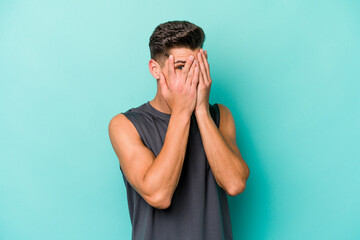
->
left=121, top=101, right=233, bottom=240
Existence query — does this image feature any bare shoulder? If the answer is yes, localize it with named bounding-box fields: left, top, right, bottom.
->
left=108, top=113, right=139, bottom=140
left=108, top=113, right=132, bottom=132
left=216, top=103, right=236, bottom=133
left=217, top=103, right=233, bottom=117
left=108, top=112, right=146, bottom=169
left=216, top=103, right=242, bottom=157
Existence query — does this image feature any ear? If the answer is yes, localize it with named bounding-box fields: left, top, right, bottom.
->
left=149, top=59, right=162, bottom=80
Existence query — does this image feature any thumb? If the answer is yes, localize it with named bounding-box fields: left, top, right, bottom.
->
left=159, top=72, right=169, bottom=97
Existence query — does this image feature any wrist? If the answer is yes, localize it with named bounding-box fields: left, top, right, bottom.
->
left=171, top=109, right=193, bottom=121
left=195, top=105, right=210, bottom=118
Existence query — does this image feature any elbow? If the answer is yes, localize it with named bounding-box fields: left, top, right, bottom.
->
left=226, top=180, right=246, bottom=196
left=225, top=164, right=250, bottom=196
left=151, top=199, right=172, bottom=210
left=246, top=165, right=250, bottom=180
left=146, top=192, right=172, bottom=210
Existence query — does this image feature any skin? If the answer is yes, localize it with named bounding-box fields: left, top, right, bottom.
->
left=108, top=47, right=250, bottom=209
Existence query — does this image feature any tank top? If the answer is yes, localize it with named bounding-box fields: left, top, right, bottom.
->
left=120, top=100, right=233, bottom=240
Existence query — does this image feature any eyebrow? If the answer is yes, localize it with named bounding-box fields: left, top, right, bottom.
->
left=174, top=60, right=186, bottom=64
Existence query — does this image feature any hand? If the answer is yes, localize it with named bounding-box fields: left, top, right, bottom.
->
left=159, top=55, right=200, bottom=117
left=195, top=49, right=212, bottom=115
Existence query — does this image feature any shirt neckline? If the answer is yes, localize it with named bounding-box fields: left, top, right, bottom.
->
left=145, top=101, right=171, bottom=120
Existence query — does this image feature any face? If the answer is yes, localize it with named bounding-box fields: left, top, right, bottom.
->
left=162, top=47, right=201, bottom=76
left=149, top=47, right=201, bottom=82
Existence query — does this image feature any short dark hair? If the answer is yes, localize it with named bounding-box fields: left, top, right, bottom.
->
left=149, top=20, right=205, bottom=65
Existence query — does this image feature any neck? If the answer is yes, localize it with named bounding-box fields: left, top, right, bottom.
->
left=150, top=84, right=172, bottom=114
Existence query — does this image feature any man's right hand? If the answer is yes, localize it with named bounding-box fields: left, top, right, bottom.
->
left=159, top=55, right=199, bottom=117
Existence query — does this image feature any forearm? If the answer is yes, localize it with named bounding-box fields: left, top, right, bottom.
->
left=143, top=112, right=191, bottom=202
left=195, top=108, right=248, bottom=195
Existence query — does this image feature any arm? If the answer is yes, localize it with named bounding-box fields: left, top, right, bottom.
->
left=109, top=54, right=199, bottom=209
left=194, top=48, right=250, bottom=196
left=108, top=112, right=191, bottom=209
left=195, top=104, right=250, bottom=196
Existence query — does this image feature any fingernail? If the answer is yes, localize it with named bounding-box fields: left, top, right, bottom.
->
left=189, top=55, right=194, bottom=60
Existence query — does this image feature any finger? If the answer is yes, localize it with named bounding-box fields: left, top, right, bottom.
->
left=200, top=49, right=210, bottom=81
left=201, top=50, right=211, bottom=81
left=159, top=72, right=169, bottom=96
left=191, top=64, right=200, bottom=91
left=168, top=55, right=175, bottom=80
left=181, top=55, right=195, bottom=80
left=198, top=63, right=204, bottom=86
left=186, top=59, right=197, bottom=86
left=197, top=51, right=209, bottom=85
left=204, top=50, right=209, bottom=69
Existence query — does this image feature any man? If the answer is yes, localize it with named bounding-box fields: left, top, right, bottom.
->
left=108, top=20, right=250, bottom=240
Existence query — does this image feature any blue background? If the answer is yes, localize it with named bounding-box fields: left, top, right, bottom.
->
left=1, top=0, right=359, bottom=239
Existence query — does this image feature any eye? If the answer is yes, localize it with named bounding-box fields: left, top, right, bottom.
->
left=176, top=65, right=184, bottom=70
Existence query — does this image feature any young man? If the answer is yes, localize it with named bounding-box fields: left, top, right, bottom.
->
left=108, top=20, right=250, bottom=240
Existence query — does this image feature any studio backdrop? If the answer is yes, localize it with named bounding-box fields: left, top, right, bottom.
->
left=0, top=0, right=359, bottom=239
